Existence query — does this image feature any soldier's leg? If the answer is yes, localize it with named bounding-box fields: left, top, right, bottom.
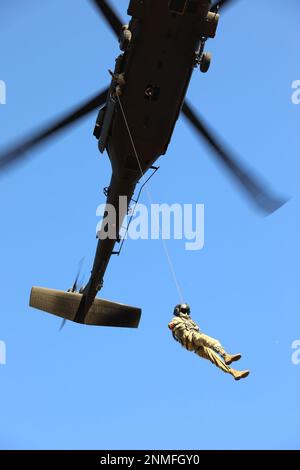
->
left=195, top=333, right=241, bottom=365
left=194, top=333, right=226, bottom=355
left=196, top=346, right=250, bottom=380
left=196, top=346, right=232, bottom=374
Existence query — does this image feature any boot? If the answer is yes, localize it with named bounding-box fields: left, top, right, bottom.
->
left=231, top=369, right=250, bottom=381
left=224, top=353, right=242, bottom=365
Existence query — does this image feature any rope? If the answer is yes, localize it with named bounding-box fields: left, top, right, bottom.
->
left=117, top=95, right=185, bottom=304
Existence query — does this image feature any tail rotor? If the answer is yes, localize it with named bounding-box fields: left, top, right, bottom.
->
left=59, top=257, right=85, bottom=331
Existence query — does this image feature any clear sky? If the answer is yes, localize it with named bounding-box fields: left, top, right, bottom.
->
left=0, top=0, right=299, bottom=450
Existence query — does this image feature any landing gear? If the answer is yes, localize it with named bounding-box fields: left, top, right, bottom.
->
left=119, top=25, right=132, bottom=51
left=200, top=52, right=211, bottom=73
left=194, top=37, right=212, bottom=74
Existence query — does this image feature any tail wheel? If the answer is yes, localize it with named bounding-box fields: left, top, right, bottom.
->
left=200, top=52, right=212, bottom=73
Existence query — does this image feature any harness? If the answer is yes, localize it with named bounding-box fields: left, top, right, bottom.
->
left=172, top=316, right=200, bottom=349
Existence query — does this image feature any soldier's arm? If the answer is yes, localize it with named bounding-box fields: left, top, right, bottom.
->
left=168, top=317, right=182, bottom=330
left=168, top=317, right=186, bottom=334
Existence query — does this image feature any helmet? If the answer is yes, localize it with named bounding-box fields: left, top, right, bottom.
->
left=174, top=304, right=191, bottom=316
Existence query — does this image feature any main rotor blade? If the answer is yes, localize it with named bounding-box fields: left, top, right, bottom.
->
left=91, top=0, right=123, bottom=38
left=59, top=318, right=67, bottom=331
left=182, top=101, right=287, bottom=215
left=211, top=0, right=237, bottom=12
left=0, top=88, right=109, bottom=173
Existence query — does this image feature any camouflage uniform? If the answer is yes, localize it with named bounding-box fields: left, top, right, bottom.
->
left=168, top=305, right=250, bottom=380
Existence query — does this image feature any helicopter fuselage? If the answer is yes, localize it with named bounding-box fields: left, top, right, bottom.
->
left=76, top=0, right=219, bottom=321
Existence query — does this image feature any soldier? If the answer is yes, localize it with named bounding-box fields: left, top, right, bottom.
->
left=168, top=304, right=250, bottom=381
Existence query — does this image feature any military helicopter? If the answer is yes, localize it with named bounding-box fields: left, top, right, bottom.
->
left=0, top=0, right=286, bottom=329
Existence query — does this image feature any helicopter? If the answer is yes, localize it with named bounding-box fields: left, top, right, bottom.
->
left=0, top=0, right=286, bottom=329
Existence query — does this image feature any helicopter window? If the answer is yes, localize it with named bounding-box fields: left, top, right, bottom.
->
left=169, top=0, right=188, bottom=15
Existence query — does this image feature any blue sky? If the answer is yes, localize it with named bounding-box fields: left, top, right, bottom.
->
left=0, top=0, right=299, bottom=450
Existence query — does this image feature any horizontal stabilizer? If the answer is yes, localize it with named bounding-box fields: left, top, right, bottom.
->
left=29, top=287, right=141, bottom=328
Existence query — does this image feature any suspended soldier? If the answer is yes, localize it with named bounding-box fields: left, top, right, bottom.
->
left=168, top=304, right=250, bottom=381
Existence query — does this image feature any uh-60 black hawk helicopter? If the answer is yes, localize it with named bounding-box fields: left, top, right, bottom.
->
left=0, top=0, right=286, bottom=329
